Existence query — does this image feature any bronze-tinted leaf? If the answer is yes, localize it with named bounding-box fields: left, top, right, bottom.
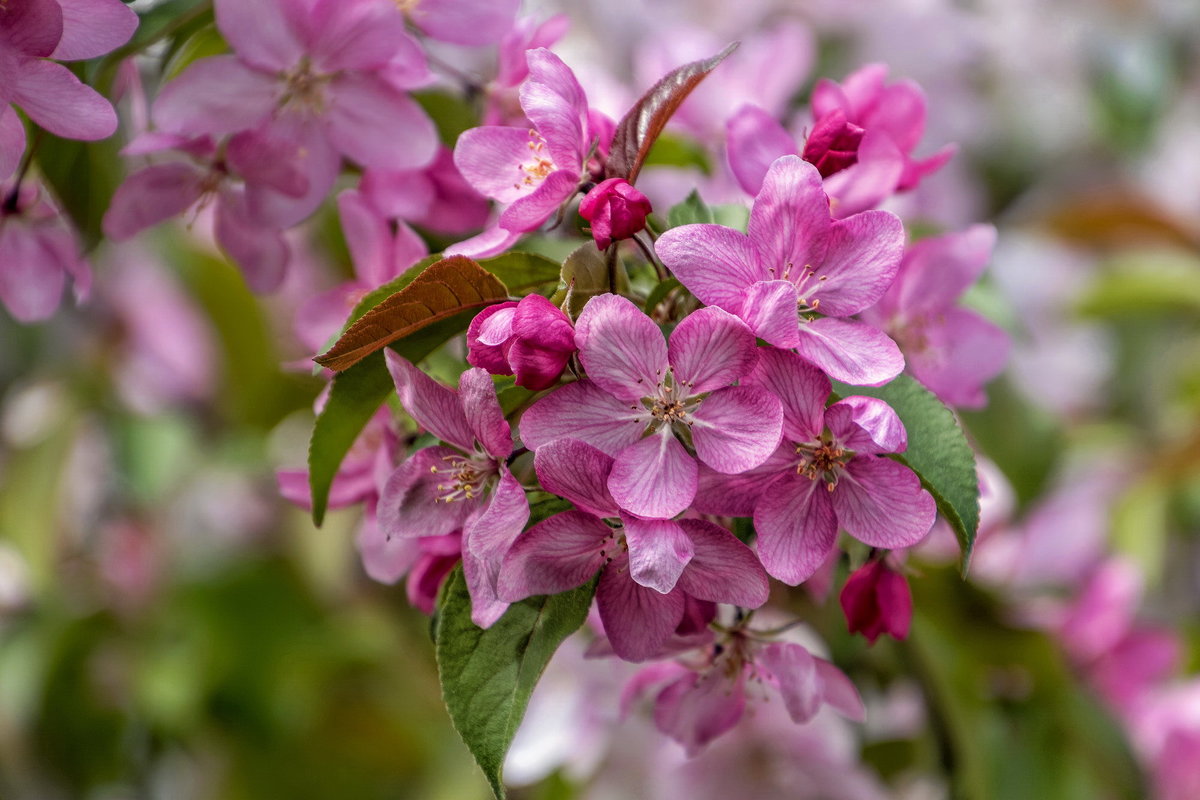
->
left=605, top=43, right=737, bottom=184
left=314, top=255, right=508, bottom=372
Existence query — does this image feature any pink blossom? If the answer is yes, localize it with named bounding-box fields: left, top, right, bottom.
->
left=861, top=224, right=1009, bottom=408
left=466, top=294, right=576, bottom=390
left=695, top=348, right=936, bottom=585
left=839, top=558, right=912, bottom=644
left=801, top=110, right=865, bottom=178
left=519, top=294, right=783, bottom=519
left=485, top=13, right=571, bottom=126
left=375, top=353, right=528, bottom=627
left=498, top=439, right=768, bottom=662
left=579, top=177, right=652, bottom=250
left=656, top=155, right=905, bottom=386
left=0, top=180, right=90, bottom=322
left=397, top=0, right=520, bottom=46
left=358, top=147, right=490, bottom=237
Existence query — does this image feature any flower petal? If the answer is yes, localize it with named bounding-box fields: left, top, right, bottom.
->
left=758, top=642, right=821, bottom=723
left=306, top=0, right=412, bottom=72
left=533, top=438, right=618, bottom=518
left=575, top=293, right=668, bottom=403
left=814, top=657, right=865, bottom=721
left=825, top=395, right=907, bottom=454
left=746, top=155, right=831, bottom=278
left=213, top=0, right=305, bottom=71
left=823, top=128, right=904, bottom=217
left=737, top=279, right=801, bottom=348
left=891, top=224, right=997, bottom=317
left=454, top=126, right=542, bottom=205
left=498, top=168, right=578, bottom=232
left=52, top=0, right=138, bottom=61
left=655, top=224, right=765, bottom=311
left=754, top=472, right=838, bottom=585
left=0, top=0, right=62, bottom=58
left=794, top=317, right=904, bottom=386
left=383, top=349, right=473, bottom=451
left=676, top=519, right=769, bottom=608
left=668, top=305, right=758, bottom=393
left=608, top=429, right=698, bottom=519
left=747, top=346, right=829, bottom=442
left=833, top=456, right=936, bottom=549
left=11, top=60, right=117, bottom=140
left=213, top=188, right=289, bottom=292
left=518, top=380, right=646, bottom=455
left=520, top=48, right=587, bottom=171
left=807, top=209, right=904, bottom=316
left=905, top=308, right=1010, bottom=409
left=327, top=74, right=438, bottom=170
left=463, top=469, right=530, bottom=627
left=0, top=106, right=25, bottom=180
left=725, top=103, right=796, bottom=196
left=152, top=55, right=277, bottom=136
left=412, top=0, right=520, bottom=45
left=690, top=385, right=783, bottom=474
left=623, top=515, right=695, bottom=594
left=376, top=446, right=479, bottom=539
left=0, top=222, right=65, bottom=322
left=102, top=163, right=205, bottom=240
left=597, top=556, right=686, bottom=662
left=497, top=510, right=609, bottom=601
left=445, top=224, right=521, bottom=259
left=653, top=668, right=745, bottom=756
left=458, top=367, right=513, bottom=459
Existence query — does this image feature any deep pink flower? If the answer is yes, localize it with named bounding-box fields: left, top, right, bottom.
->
left=657, top=155, right=905, bottom=386
left=579, top=178, right=652, bottom=250
left=375, top=353, right=529, bottom=627
left=860, top=224, right=1009, bottom=408
left=840, top=558, right=913, bottom=644
left=0, top=180, right=90, bottom=322
left=519, top=294, right=782, bottom=519
left=466, top=294, right=576, bottom=390
left=800, top=110, right=865, bottom=178
left=695, top=348, right=936, bottom=585
left=359, top=147, right=491, bottom=237
left=498, top=438, right=768, bottom=661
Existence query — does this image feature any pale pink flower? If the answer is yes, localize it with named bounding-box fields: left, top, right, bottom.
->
left=0, top=180, right=90, bottom=322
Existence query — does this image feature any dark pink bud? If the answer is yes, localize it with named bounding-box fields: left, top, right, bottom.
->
left=466, top=300, right=519, bottom=375
left=839, top=559, right=912, bottom=644
left=466, top=295, right=576, bottom=390
left=801, top=110, right=865, bottom=178
left=578, top=177, right=652, bottom=250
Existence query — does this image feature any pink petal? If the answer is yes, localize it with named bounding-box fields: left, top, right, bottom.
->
left=892, top=224, right=997, bottom=317
left=608, top=429, right=697, bottom=520
left=475, top=303, right=517, bottom=347
left=152, top=56, right=278, bottom=136
left=294, top=284, right=356, bottom=353
left=0, top=0, right=62, bottom=57
left=676, top=519, right=769, bottom=608
left=213, top=0, right=305, bottom=71
left=306, top=0, right=412, bottom=72
left=0, top=222, right=65, bottom=322
left=758, top=642, right=821, bottom=723
left=327, top=73, right=437, bottom=170
left=359, top=166, right=435, bottom=221
left=905, top=308, right=1010, bottom=410
left=808, top=210, right=905, bottom=316
left=498, top=168, right=578, bottom=232
left=794, top=317, right=904, bottom=386
left=737, top=279, right=801, bottom=348
left=833, top=456, right=937, bottom=549
left=746, top=155, right=831, bottom=279
left=376, top=446, right=479, bottom=539
left=412, top=0, right=520, bottom=45
left=497, top=510, right=609, bottom=601
left=445, top=225, right=521, bottom=259
left=463, top=469, right=530, bottom=627
left=690, top=385, right=783, bottom=474
left=0, top=106, right=25, bottom=180
left=867, top=79, right=927, bottom=153
left=814, top=657, right=865, bottom=721
left=597, top=556, right=686, bottom=662
left=725, top=104, right=797, bottom=195
left=226, top=128, right=310, bottom=199
left=102, top=163, right=205, bottom=240
left=825, top=396, right=907, bottom=454
left=11, top=60, right=117, bottom=140
left=823, top=129, right=904, bottom=217
left=532, top=438, right=618, bottom=518
left=667, top=305, right=758, bottom=393
left=518, top=380, right=646, bottom=456
left=655, top=224, right=765, bottom=311
left=357, top=511, right=422, bottom=585
left=520, top=48, right=587, bottom=171
left=454, top=126, right=542, bottom=205
left=458, top=367, right=513, bottom=460
left=576, top=293, right=667, bottom=403
left=747, top=346, right=829, bottom=442
left=242, top=116, right=340, bottom=228
left=754, top=472, right=839, bottom=585
left=213, top=188, right=288, bottom=292
left=52, top=0, right=138, bottom=61
left=337, top=189, right=394, bottom=287
left=383, top=350, right=474, bottom=452
left=691, top=456, right=786, bottom=517
left=623, top=515, right=695, bottom=594
left=653, top=668, right=745, bottom=756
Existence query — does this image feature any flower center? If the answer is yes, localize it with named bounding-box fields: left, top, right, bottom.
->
left=429, top=453, right=497, bottom=503
left=280, top=59, right=330, bottom=114
left=794, top=439, right=848, bottom=489
left=514, top=130, right=556, bottom=190
left=641, top=370, right=702, bottom=436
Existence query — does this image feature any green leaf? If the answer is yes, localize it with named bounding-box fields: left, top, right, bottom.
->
left=478, top=251, right=562, bottom=293
left=1077, top=249, right=1200, bottom=317
left=555, top=242, right=611, bottom=316
left=414, top=91, right=481, bottom=146
left=833, top=375, right=979, bottom=571
left=666, top=190, right=714, bottom=229
left=434, top=568, right=596, bottom=799
left=642, top=132, right=712, bottom=174
left=643, top=277, right=681, bottom=314
left=711, top=203, right=750, bottom=231
left=34, top=132, right=123, bottom=250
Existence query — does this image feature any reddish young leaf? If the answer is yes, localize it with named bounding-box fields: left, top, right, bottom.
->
left=314, top=255, right=508, bottom=372
left=605, top=43, right=737, bottom=184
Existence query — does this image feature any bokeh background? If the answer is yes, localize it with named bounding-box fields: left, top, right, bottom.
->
left=1, top=0, right=1199, bottom=798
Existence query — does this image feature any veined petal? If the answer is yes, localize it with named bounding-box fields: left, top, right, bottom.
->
left=676, top=519, right=768, bottom=608
left=376, top=446, right=479, bottom=539
left=243, top=115, right=340, bottom=228
left=738, top=279, right=801, bottom=348
left=498, top=168, right=578, bottom=232
left=102, top=163, right=206, bottom=240
left=608, top=429, right=698, bottom=519
left=463, top=469, right=530, bottom=627
left=794, top=317, right=904, bottom=386
left=754, top=471, right=838, bottom=585
left=691, top=453, right=790, bottom=517
left=725, top=104, right=796, bottom=196
left=454, top=126, right=542, bottom=205
left=0, top=0, right=61, bottom=57
left=306, top=0, right=411, bottom=72
left=826, top=395, right=907, bottom=454
left=520, top=48, right=587, bottom=171
left=758, top=642, right=821, bottom=723
left=655, top=224, right=765, bottom=311
left=152, top=56, right=278, bottom=136
left=327, top=74, right=438, bottom=170
left=445, top=225, right=521, bottom=259
left=53, top=0, right=137, bottom=61
left=668, top=305, right=758, bottom=393
left=690, top=385, right=783, bottom=475
left=823, top=129, right=904, bottom=217
left=746, top=155, right=831, bottom=279
left=458, top=367, right=513, bottom=459
left=383, top=350, right=473, bottom=451
left=747, top=347, right=829, bottom=442
left=12, top=60, right=117, bottom=140
left=497, top=510, right=609, bottom=601
left=576, top=293, right=668, bottom=402
left=597, top=556, right=686, bottom=662
left=623, top=515, right=695, bottom=594
left=833, top=456, right=936, bottom=549
left=518, top=380, right=646, bottom=455
left=533, top=438, right=618, bottom=518
left=808, top=210, right=904, bottom=316
left=653, top=668, right=745, bottom=756
left=357, top=509, right=423, bottom=585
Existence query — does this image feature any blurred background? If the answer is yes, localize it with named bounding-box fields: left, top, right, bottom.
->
left=1, top=0, right=1198, bottom=798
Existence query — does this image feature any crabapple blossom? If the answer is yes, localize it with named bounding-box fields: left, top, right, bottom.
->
left=840, top=558, right=913, bottom=644
left=579, top=177, right=653, bottom=250
left=0, top=180, right=89, bottom=322
left=466, top=294, right=576, bottom=390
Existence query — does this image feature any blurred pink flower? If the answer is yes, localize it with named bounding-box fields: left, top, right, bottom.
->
left=0, top=180, right=89, bottom=322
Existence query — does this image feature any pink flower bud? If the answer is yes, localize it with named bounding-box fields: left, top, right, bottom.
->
left=801, top=110, right=864, bottom=178
left=466, top=295, right=576, bottom=390
left=839, top=558, right=912, bottom=644
left=578, top=177, right=652, bottom=250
